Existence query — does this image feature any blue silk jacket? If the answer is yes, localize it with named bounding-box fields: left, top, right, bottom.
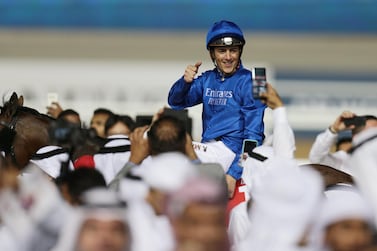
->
left=168, top=64, right=266, bottom=179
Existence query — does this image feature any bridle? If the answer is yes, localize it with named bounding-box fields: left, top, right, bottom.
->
left=0, top=111, right=19, bottom=166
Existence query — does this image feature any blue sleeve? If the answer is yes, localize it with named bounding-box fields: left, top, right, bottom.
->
left=168, top=76, right=203, bottom=109
left=226, top=155, right=243, bottom=180
left=241, top=82, right=266, bottom=146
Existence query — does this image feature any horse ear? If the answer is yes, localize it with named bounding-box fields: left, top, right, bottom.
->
left=6, top=92, right=20, bottom=117
left=18, top=96, right=24, bottom=106
left=10, top=92, right=18, bottom=103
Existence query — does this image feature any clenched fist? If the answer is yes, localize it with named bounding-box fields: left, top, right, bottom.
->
left=184, top=61, right=202, bottom=84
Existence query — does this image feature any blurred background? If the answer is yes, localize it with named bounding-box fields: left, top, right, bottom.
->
left=0, top=0, right=376, bottom=160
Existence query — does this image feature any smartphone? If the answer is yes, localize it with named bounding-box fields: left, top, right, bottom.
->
left=342, top=116, right=366, bottom=128
left=47, top=92, right=59, bottom=106
left=252, top=67, right=267, bottom=99
left=242, top=139, right=258, bottom=156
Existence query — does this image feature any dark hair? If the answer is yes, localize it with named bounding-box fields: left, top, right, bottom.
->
left=364, top=115, right=377, bottom=121
left=57, top=109, right=80, bottom=119
left=57, top=109, right=81, bottom=125
left=148, top=116, right=186, bottom=155
left=57, top=168, right=107, bottom=205
left=104, top=114, right=136, bottom=135
left=93, top=108, right=113, bottom=117
left=352, top=115, right=377, bottom=135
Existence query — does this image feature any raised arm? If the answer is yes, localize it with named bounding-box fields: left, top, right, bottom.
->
left=260, top=83, right=295, bottom=158
left=309, top=111, right=355, bottom=164
left=168, top=61, right=203, bottom=109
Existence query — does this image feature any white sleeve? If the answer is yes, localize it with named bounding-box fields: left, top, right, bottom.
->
left=349, top=128, right=377, bottom=226
left=271, top=107, right=296, bottom=159
left=308, top=128, right=338, bottom=164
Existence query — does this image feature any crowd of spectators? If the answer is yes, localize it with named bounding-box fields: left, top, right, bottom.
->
left=0, top=19, right=376, bottom=251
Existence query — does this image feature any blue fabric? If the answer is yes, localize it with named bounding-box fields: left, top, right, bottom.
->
left=168, top=64, right=266, bottom=180
left=206, top=20, right=245, bottom=49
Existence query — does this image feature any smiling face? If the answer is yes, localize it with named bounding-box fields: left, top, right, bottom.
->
left=211, top=46, right=241, bottom=77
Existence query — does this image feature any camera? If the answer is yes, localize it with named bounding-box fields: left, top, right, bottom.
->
left=49, top=120, right=96, bottom=148
left=252, top=67, right=267, bottom=99
left=342, top=116, right=366, bottom=128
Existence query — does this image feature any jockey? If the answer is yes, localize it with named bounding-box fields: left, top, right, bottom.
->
left=168, top=20, right=266, bottom=199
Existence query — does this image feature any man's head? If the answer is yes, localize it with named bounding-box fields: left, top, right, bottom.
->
left=54, top=188, right=132, bottom=251
left=57, top=168, right=107, bottom=206
left=349, top=115, right=377, bottom=136
left=246, top=158, right=324, bottom=248
left=75, top=189, right=131, bottom=251
left=324, top=219, right=373, bottom=251
left=142, top=152, right=198, bottom=215
left=90, top=108, right=113, bottom=138
left=147, top=115, right=186, bottom=155
left=166, top=177, right=229, bottom=251
left=362, top=115, right=377, bottom=131
left=316, top=188, right=374, bottom=251
left=76, top=214, right=131, bottom=251
left=57, top=109, right=81, bottom=126
left=206, top=20, right=245, bottom=77
left=105, top=114, right=135, bottom=137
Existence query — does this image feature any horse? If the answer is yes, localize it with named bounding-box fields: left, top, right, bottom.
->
left=0, top=92, right=53, bottom=169
left=0, top=92, right=103, bottom=171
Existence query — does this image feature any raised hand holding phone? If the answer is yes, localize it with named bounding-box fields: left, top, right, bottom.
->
left=259, top=83, right=284, bottom=109
left=329, top=111, right=357, bottom=133
left=47, top=92, right=59, bottom=107
left=46, top=92, right=63, bottom=118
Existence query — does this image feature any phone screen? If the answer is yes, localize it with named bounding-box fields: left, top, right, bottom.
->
left=47, top=92, right=59, bottom=106
left=252, top=67, right=267, bottom=99
left=253, top=68, right=266, bottom=80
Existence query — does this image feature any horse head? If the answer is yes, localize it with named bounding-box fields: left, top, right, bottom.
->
left=0, top=93, right=24, bottom=156
left=0, top=92, right=52, bottom=169
left=1, top=92, right=24, bottom=117
left=0, top=92, right=104, bottom=172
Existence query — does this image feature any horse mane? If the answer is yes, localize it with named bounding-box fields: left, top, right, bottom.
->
left=1, top=98, right=54, bottom=121
left=18, top=106, right=55, bottom=122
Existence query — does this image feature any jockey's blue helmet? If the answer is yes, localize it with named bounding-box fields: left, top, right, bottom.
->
left=206, top=20, right=245, bottom=50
